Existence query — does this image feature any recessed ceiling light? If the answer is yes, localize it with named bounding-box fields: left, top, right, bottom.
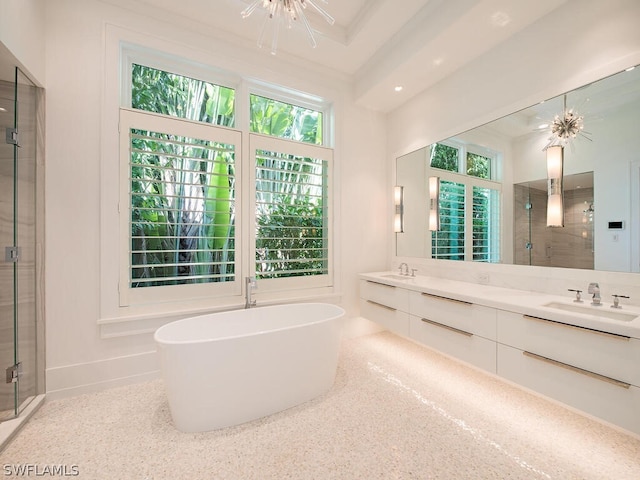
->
left=491, top=11, right=511, bottom=27
left=394, top=86, right=403, bottom=92
left=538, top=123, right=549, bottom=129
left=0, top=107, right=6, bottom=112
left=626, top=66, right=635, bottom=72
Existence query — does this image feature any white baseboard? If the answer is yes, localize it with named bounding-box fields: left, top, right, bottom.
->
left=46, top=350, right=160, bottom=400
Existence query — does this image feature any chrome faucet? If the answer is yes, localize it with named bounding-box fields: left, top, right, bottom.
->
left=611, top=294, right=630, bottom=309
left=245, top=276, right=257, bottom=309
left=588, top=282, right=601, bottom=306
left=398, top=262, right=409, bottom=276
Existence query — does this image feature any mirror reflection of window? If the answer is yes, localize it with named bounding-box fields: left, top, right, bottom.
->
left=428, top=143, right=501, bottom=263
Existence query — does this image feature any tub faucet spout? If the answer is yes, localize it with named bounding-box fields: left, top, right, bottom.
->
left=245, top=277, right=257, bottom=309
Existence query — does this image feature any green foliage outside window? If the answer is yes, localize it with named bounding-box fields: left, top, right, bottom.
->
left=467, top=152, right=491, bottom=179
left=132, top=64, right=235, bottom=126
left=429, top=143, right=459, bottom=171
left=128, top=64, right=329, bottom=287
left=250, top=94, right=323, bottom=145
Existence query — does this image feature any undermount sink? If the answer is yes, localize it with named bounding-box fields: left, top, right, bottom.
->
left=382, top=274, right=414, bottom=281
left=544, top=301, right=638, bottom=322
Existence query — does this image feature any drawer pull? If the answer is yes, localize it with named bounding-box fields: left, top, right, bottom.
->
left=421, top=292, right=471, bottom=306
left=421, top=318, right=473, bottom=337
left=366, top=280, right=396, bottom=288
left=523, top=351, right=631, bottom=389
left=522, top=315, right=630, bottom=340
left=367, top=300, right=396, bottom=312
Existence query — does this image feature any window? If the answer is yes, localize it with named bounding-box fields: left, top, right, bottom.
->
left=250, top=94, right=323, bottom=145
left=250, top=135, right=332, bottom=291
left=119, top=59, right=333, bottom=306
left=131, top=64, right=235, bottom=127
left=430, top=142, right=501, bottom=262
left=432, top=180, right=465, bottom=260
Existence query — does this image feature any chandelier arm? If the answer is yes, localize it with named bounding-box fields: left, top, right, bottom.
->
left=293, top=1, right=318, bottom=47
left=240, top=0, right=333, bottom=54
left=305, top=0, right=335, bottom=25
left=241, top=0, right=264, bottom=19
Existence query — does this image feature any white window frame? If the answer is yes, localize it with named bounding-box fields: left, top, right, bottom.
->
left=248, top=133, right=334, bottom=294
left=429, top=141, right=502, bottom=262
left=116, top=45, right=334, bottom=308
left=119, top=108, right=243, bottom=306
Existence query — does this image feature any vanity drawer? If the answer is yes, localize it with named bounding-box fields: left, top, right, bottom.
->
left=360, top=279, right=409, bottom=311
left=409, top=291, right=497, bottom=340
left=497, top=344, right=640, bottom=435
left=409, top=314, right=496, bottom=373
left=360, top=298, right=410, bottom=336
left=497, top=310, right=640, bottom=386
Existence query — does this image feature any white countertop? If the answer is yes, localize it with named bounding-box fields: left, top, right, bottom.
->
left=359, top=272, right=640, bottom=339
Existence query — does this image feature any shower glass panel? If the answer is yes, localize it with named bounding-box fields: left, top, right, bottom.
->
left=0, top=67, right=38, bottom=421
left=15, top=68, right=38, bottom=417
left=514, top=173, right=594, bottom=269
left=0, top=83, right=16, bottom=421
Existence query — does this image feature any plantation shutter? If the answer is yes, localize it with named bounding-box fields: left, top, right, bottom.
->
left=119, top=109, right=242, bottom=306
left=472, top=186, right=500, bottom=262
left=249, top=134, right=333, bottom=292
left=432, top=180, right=465, bottom=260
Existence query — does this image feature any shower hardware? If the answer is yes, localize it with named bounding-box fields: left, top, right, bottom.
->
left=5, top=127, right=19, bottom=146
left=5, top=362, right=21, bottom=384
left=5, top=246, right=20, bottom=263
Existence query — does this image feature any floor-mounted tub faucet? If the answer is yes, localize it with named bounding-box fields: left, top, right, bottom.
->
left=245, top=276, right=257, bottom=309
left=588, top=282, right=601, bottom=306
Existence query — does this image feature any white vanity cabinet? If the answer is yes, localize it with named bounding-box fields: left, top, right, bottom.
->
left=497, top=311, right=640, bottom=435
left=358, top=273, right=640, bottom=435
left=408, top=292, right=497, bottom=373
left=359, top=280, right=410, bottom=336
left=497, top=311, right=640, bottom=386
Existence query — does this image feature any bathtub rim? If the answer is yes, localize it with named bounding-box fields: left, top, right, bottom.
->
left=153, top=302, right=345, bottom=346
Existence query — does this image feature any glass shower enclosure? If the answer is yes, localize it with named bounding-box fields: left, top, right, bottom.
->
left=0, top=64, right=40, bottom=423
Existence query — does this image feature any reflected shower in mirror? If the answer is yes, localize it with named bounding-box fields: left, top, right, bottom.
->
left=514, top=172, right=594, bottom=269
left=396, top=65, right=640, bottom=273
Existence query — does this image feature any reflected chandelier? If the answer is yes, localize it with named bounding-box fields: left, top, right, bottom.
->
left=241, top=0, right=335, bottom=55
left=545, top=95, right=591, bottom=149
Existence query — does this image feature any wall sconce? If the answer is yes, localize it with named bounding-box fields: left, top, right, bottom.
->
left=546, top=145, right=564, bottom=227
left=394, top=185, right=404, bottom=233
left=429, top=176, right=440, bottom=231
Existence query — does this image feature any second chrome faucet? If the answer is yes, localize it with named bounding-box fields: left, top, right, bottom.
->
left=588, top=282, right=601, bottom=306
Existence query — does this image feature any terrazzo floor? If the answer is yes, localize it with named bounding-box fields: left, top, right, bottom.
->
left=2, top=331, right=640, bottom=479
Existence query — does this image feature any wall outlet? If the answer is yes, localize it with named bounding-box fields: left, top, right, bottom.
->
left=477, top=273, right=490, bottom=285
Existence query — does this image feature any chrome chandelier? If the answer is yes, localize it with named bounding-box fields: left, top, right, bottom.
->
left=545, top=95, right=591, bottom=149
left=241, top=0, right=335, bottom=55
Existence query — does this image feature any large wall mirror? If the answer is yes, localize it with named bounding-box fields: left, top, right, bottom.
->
left=397, top=65, right=640, bottom=273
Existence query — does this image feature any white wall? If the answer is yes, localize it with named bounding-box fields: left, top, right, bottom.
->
left=0, top=0, right=46, bottom=85
left=388, top=0, right=640, bottom=303
left=43, top=0, right=387, bottom=397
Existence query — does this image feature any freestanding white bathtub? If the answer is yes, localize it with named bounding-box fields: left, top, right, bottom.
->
left=154, top=302, right=344, bottom=433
